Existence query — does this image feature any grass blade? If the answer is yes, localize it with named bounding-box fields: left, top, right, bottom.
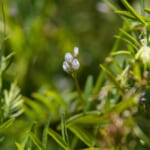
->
left=47, top=128, right=68, bottom=150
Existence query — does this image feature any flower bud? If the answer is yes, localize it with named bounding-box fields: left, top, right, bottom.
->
left=63, top=61, right=71, bottom=73
left=65, top=53, right=73, bottom=63
left=63, top=47, right=80, bottom=73
left=72, top=59, right=80, bottom=70
left=135, top=45, right=150, bottom=67
left=73, top=47, right=79, bottom=57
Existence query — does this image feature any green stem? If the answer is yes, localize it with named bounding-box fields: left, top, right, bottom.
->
left=72, top=73, right=85, bottom=112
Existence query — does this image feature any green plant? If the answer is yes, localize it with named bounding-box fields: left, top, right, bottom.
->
left=1, top=0, right=150, bottom=150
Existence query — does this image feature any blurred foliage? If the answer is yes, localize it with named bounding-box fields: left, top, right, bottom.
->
left=1, top=0, right=123, bottom=95
left=0, top=0, right=150, bottom=150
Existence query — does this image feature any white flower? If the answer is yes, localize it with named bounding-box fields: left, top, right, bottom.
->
left=135, top=45, right=150, bottom=67
left=72, top=59, right=80, bottom=70
left=63, top=47, right=80, bottom=73
left=65, top=52, right=73, bottom=63
left=73, top=47, right=79, bottom=57
left=63, top=61, right=71, bottom=73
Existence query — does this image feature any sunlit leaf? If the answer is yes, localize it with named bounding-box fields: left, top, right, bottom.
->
left=115, top=10, right=136, bottom=20
left=29, top=132, right=43, bottom=150
left=15, top=143, right=24, bottom=150
left=47, top=128, right=69, bottom=150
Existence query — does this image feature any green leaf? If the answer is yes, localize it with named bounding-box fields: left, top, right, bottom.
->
left=115, top=10, right=136, bottom=20
left=144, top=8, right=150, bottom=14
left=111, top=50, right=132, bottom=56
left=25, top=98, right=46, bottom=119
left=67, top=111, right=103, bottom=125
left=42, top=120, right=50, bottom=149
left=61, top=113, right=69, bottom=145
left=67, top=124, right=95, bottom=147
left=32, top=93, right=58, bottom=117
left=121, top=0, right=146, bottom=25
left=115, top=35, right=138, bottom=51
left=29, top=132, right=43, bottom=150
left=84, top=75, right=93, bottom=109
left=46, top=91, right=67, bottom=109
left=84, top=75, right=93, bottom=99
left=67, top=94, right=138, bottom=125
left=93, top=71, right=104, bottom=94
left=15, top=143, right=24, bottom=150
left=47, top=128, right=68, bottom=150
left=0, top=118, right=15, bottom=130
left=119, top=28, right=140, bottom=47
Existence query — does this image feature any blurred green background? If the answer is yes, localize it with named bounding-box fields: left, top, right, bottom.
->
left=0, top=0, right=124, bottom=96
left=1, top=0, right=150, bottom=150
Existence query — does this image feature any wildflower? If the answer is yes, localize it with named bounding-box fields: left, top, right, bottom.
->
left=63, top=47, right=80, bottom=73
left=72, top=59, right=80, bottom=70
left=65, top=53, right=73, bottom=63
left=135, top=45, right=150, bottom=68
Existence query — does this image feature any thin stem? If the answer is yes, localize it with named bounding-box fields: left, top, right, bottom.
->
left=72, top=73, right=85, bottom=112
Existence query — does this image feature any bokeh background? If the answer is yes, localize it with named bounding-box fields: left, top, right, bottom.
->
left=0, top=0, right=126, bottom=96
left=1, top=0, right=150, bottom=150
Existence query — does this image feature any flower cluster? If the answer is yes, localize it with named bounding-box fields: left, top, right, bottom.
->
left=63, top=47, right=80, bottom=73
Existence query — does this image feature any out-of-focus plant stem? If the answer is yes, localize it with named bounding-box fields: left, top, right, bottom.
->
left=72, top=73, right=86, bottom=112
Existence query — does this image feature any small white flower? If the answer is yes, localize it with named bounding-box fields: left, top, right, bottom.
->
left=63, top=61, right=71, bottom=73
left=73, top=47, right=79, bottom=57
left=63, top=47, right=80, bottom=73
left=65, top=53, right=73, bottom=63
left=72, top=59, right=80, bottom=70
left=135, top=45, right=150, bottom=67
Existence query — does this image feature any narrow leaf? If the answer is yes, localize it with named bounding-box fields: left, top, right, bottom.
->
left=68, top=124, right=95, bottom=147
left=119, top=28, right=140, bottom=47
left=84, top=75, right=93, bottom=109
left=115, top=10, right=136, bottom=20
left=15, top=143, right=24, bottom=150
left=32, top=93, right=57, bottom=117
left=144, top=8, right=150, bottom=14
left=47, top=128, right=68, bottom=150
left=46, top=91, right=67, bottom=108
left=42, top=120, right=50, bottom=149
left=67, top=111, right=102, bottom=125
left=84, top=75, right=93, bottom=100
left=29, top=132, right=43, bottom=150
left=115, top=35, right=138, bottom=50
left=61, top=113, right=69, bottom=145
left=121, top=0, right=146, bottom=25
left=0, top=118, right=15, bottom=130
left=111, top=50, right=132, bottom=56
